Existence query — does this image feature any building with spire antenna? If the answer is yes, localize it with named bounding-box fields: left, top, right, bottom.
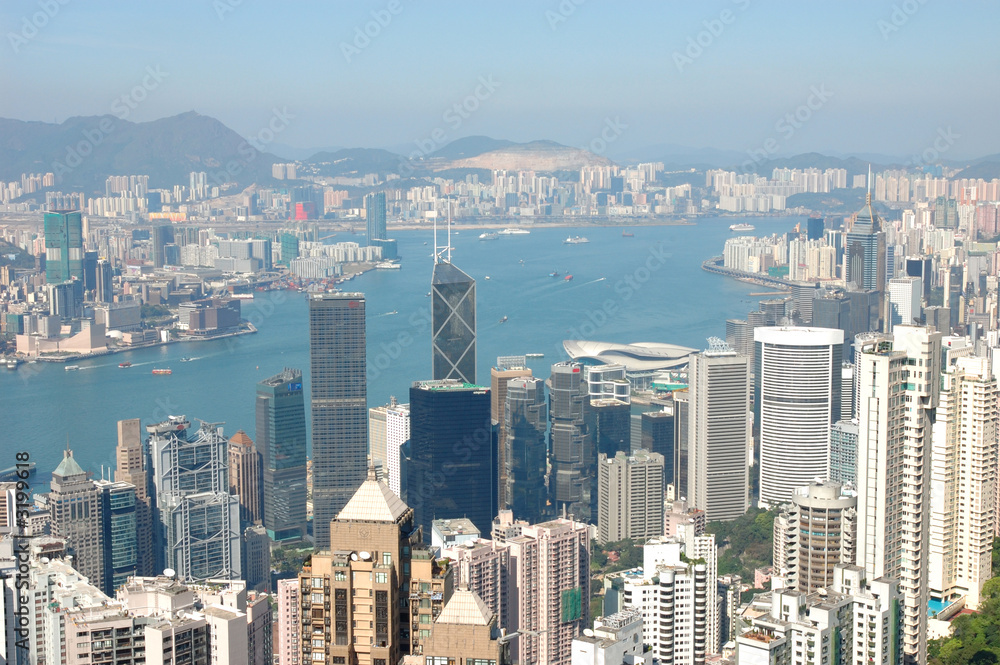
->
left=845, top=164, right=887, bottom=328
left=431, top=199, right=477, bottom=383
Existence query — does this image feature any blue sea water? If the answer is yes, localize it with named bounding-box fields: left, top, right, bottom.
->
left=0, top=216, right=800, bottom=477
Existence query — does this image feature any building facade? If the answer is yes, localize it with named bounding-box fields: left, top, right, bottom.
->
left=431, top=261, right=477, bottom=383
left=597, top=449, right=665, bottom=544
left=256, top=368, right=308, bottom=542
left=309, top=293, right=369, bottom=549
left=755, top=327, right=844, bottom=507
left=688, top=342, right=750, bottom=521
left=854, top=327, right=941, bottom=664
left=408, top=379, right=495, bottom=539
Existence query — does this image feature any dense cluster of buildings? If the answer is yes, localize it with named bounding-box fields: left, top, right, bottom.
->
left=5, top=158, right=1000, bottom=665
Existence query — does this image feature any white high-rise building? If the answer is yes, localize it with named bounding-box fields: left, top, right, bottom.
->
left=854, top=326, right=941, bottom=665
left=930, top=355, right=998, bottom=610
left=735, top=565, right=902, bottom=665
left=772, top=481, right=857, bottom=593
left=755, top=327, right=845, bottom=507
left=384, top=401, right=410, bottom=498
left=607, top=524, right=718, bottom=663
left=887, top=276, right=922, bottom=332
left=687, top=339, right=750, bottom=521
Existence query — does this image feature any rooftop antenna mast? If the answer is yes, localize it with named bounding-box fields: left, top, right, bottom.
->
left=433, top=206, right=439, bottom=265
left=447, top=197, right=453, bottom=262
left=866, top=164, right=872, bottom=206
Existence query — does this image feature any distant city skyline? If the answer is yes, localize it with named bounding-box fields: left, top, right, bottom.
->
left=2, top=1, right=999, bottom=160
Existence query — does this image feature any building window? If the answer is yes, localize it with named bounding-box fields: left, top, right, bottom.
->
left=335, top=571, right=346, bottom=581
left=382, top=552, right=392, bottom=566
left=375, top=572, right=387, bottom=584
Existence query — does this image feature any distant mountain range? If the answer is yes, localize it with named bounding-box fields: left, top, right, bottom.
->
left=3, top=113, right=1000, bottom=196
left=0, top=112, right=281, bottom=195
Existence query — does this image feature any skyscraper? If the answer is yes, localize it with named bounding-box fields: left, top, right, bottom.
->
left=152, top=224, right=174, bottom=269
left=115, top=417, right=154, bottom=576
left=300, top=469, right=425, bottom=664
left=597, top=449, right=665, bottom=544
left=640, top=409, right=675, bottom=487
left=492, top=356, right=533, bottom=508
left=844, top=189, right=886, bottom=296
left=755, top=327, right=844, bottom=507
left=255, top=368, right=308, bottom=543
left=504, top=376, right=548, bottom=524
left=228, top=430, right=263, bottom=527
left=773, top=481, right=857, bottom=593
left=854, top=326, right=941, bottom=664
left=364, top=191, right=387, bottom=245
left=148, top=416, right=242, bottom=582
left=431, top=261, right=477, bottom=383
left=498, top=516, right=591, bottom=665
left=43, top=210, right=83, bottom=283
left=49, top=447, right=106, bottom=592
left=688, top=340, right=750, bottom=521
left=408, top=379, right=494, bottom=539
left=309, top=293, right=368, bottom=549
left=548, top=361, right=594, bottom=523
left=930, top=356, right=997, bottom=611
left=96, top=478, right=139, bottom=593
left=369, top=396, right=411, bottom=496
left=96, top=258, right=113, bottom=303
left=887, top=276, right=922, bottom=331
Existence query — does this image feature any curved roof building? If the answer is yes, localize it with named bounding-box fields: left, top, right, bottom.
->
left=562, top=340, right=697, bottom=373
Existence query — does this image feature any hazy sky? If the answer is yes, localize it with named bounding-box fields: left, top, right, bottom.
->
left=3, top=0, right=998, bottom=161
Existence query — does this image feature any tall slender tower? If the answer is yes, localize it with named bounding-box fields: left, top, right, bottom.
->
left=930, top=356, right=997, bottom=610
left=492, top=356, right=533, bottom=509
left=50, top=447, right=106, bottom=592
left=431, top=204, right=476, bottom=383
left=548, top=361, right=594, bottom=523
left=115, top=418, right=154, bottom=576
left=364, top=191, right=387, bottom=244
left=228, top=430, right=263, bottom=527
left=309, top=293, right=368, bottom=549
left=504, top=376, right=548, bottom=524
left=43, top=210, right=83, bottom=283
left=688, top=339, right=750, bottom=521
left=855, top=326, right=941, bottom=664
left=256, top=369, right=308, bottom=543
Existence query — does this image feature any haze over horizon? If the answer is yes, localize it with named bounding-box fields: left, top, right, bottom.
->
left=3, top=0, right=999, bottom=163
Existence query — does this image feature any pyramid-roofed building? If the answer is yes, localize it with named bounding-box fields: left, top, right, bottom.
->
left=335, top=467, right=410, bottom=523
left=435, top=587, right=494, bottom=626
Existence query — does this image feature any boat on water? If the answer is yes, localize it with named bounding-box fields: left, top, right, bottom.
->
left=375, top=261, right=401, bottom=269
left=499, top=315, right=508, bottom=323
left=622, top=231, right=634, bottom=237
left=549, top=271, right=560, bottom=277
left=119, top=362, right=132, bottom=368
left=498, top=228, right=530, bottom=235
left=6, top=358, right=18, bottom=370
left=564, top=275, right=574, bottom=281
left=525, top=352, right=544, bottom=358
left=729, top=223, right=755, bottom=232
left=179, top=357, right=192, bottom=362
left=479, top=232, right=499, bottom=241
left=65, top=365, right=80, bottom=371
left=152, top=368, right=172, bottom=375
left=564, top=236, right=589, bottom=244
left=485, top=276, right=491, bottom=280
